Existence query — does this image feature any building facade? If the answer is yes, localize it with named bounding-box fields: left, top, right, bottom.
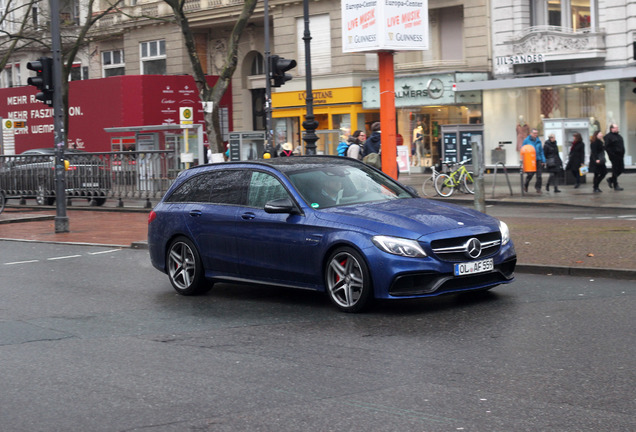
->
left=457, top=0, right=636, bottom=168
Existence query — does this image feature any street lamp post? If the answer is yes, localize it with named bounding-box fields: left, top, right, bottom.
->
left=301, top=0, right=318, bottom=155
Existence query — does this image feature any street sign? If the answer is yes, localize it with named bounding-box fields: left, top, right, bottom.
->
left=4, top=119, right=27, bottom=129
left=180, top=107, right=193, bottom=125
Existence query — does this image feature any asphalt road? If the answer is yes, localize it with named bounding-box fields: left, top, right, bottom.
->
left=0, top=242, right=634, bottom=431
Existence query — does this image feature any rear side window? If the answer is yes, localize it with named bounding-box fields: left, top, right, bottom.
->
left=166, top=169, right=248, bottom=205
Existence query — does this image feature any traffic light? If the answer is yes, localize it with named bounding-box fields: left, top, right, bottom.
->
left=269, top=55, right=297, bottom=87
left=27, top=57, right=54, bottom=106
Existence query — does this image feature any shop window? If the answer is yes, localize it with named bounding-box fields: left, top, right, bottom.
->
left=102, top=49, right=125, bottom=77
left=296, top=14, right=331, bottom=75
left=140, top=40, right=166, bottom=75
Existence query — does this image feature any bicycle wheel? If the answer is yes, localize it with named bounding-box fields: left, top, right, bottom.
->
left=434, top=174, right=455, bottom=197
left=463, top=171, right=475, bottom=194
left=421, top=176, right=435, bottom=196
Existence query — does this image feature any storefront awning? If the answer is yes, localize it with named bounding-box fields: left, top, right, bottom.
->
left=455, top=66, right=636, bottom=91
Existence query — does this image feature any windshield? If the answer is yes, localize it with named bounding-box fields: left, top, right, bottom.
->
left=287, top=164, right=412, bottom=209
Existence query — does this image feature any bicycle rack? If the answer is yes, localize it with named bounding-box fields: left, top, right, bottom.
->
left=491, top=162, right=514, bottom=198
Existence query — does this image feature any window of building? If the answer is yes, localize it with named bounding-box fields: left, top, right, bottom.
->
left=70, top=63, right=88, bottom=81
left=2, top=64, right=19, bottom=88
left=296, top=14, right=331, bottom=75
left=102, top=49, right=125, bottom=77
left=140, top=40, right=166, bottom=75
left=537, top=0, right=592, bottom=30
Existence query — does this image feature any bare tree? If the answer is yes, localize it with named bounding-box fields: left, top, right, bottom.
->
left=164, top=0, right=258, bottom=154
left=0, top=0, right=40, bottom=69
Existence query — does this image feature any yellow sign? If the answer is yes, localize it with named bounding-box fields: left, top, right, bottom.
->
left=272, top=87, right=362, bottom=108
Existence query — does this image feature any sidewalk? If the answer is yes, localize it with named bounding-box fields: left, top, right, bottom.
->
left=1, top=172, right=635, bottom=280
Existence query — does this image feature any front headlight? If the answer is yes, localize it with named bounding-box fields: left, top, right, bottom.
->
left=499, top=220, right=510, bottom=245
left=372, top=235, right=427, bottom=258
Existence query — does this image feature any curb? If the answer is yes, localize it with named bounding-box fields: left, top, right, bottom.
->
left=515, top=264, right=636, bottom=280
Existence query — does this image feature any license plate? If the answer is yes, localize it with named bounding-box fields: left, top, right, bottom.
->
left=454, top=258, right=494, bottom=276
left=82, top=183, right=99, bottom=187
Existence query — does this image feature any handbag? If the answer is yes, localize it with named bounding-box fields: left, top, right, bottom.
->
left=363, top=152, right=382, bottom=169
left=546, top=156, right=557, bottom=168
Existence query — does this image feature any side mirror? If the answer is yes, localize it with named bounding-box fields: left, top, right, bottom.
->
left=264, top=197, right=299, bottom=214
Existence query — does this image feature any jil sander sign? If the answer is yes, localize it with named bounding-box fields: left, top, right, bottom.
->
left=495, top=53, right=545, bottom=66
left=341, top=0, right=429, bottom=52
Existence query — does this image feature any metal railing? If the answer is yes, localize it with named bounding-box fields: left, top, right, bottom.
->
left=0, top=150, right=179, bottom=207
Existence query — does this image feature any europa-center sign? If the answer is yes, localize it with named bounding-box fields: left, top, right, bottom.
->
left=341, top=0, right=429, bottom=52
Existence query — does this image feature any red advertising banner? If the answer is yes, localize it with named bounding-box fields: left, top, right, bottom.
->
left=1, top=75, right=232, bottom=154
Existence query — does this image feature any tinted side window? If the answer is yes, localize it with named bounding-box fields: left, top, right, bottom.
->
left=166, top=170, right=248, bottom=204
left=247, top=171, right=289, bottom=208
left=209, top=170, right=248, bottom=205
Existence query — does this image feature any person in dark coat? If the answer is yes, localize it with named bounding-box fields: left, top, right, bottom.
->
left=362, top=122, right=381, bottom=157
left=589, top=131, right=607, bottom=193
left=604, top=123, right=625, bottom=191
left=543, top=133, right=562, bottom=193
left=565, top=132, right=585, bottom=188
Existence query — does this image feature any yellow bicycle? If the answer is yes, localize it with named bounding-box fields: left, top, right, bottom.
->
left=434, top=159, right=475, bottom=197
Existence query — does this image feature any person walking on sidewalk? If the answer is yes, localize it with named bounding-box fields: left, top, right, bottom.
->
left=523, top=128, right=545, bottom=193
left=604, top=123, right=625, bottom=191
left=565, top=132, right=585, bottom=188
left=589, top=130, right=607, bottom=193
left=543, top=133, right=562, bottom=193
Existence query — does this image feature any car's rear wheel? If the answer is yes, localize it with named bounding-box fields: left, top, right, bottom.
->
left=167, top=237, right=210, bottom=296
left=325, top=247, right=372, bottom=313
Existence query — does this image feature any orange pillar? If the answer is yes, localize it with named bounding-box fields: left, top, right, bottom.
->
left=378, top=51, right=397, bottom=179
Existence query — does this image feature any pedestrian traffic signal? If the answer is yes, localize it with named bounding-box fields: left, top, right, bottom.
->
left=27, top=57, right=54, bottom=106
left=269, top=55, right=297, bottom=87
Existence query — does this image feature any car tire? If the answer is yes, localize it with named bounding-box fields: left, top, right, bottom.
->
left=325, top=247, right=372, bottom=313
left=167, top=236, right=211, bottom=296
left=0, top=191, right=5, bottom=214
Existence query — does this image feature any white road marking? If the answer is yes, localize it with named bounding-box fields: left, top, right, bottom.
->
left=4, top=260, right=39, bottom=265
left=47, top=255, right=82, bottom=261
left=88, top=249, right=122, bottom=255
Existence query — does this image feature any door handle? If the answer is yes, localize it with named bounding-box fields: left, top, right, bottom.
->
left=189, top=209, right=202, bottom=217
left=241, top=212, right=256, bottom=220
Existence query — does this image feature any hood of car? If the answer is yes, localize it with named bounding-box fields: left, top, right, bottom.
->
left=314, top=197, right=498, bottom=238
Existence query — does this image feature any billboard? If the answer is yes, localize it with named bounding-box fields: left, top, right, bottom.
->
left=341, top=0, right=429, bottom=53
left=0, top=75, right=232, bottom=154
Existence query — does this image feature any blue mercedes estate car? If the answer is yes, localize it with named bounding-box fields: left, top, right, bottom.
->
left=148, top=156, right=516, bottom=312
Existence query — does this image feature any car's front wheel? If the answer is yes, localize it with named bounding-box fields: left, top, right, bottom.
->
left=167, top=237, right=210, bottom=296
left=325, top=247, right=372, bottom=312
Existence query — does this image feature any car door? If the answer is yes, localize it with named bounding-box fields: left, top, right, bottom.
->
left=180, top=169, right=249, bottom=278
left=234, top=170, right=318, bottom=287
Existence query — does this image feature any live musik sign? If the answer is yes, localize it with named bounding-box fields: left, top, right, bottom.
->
left=341, top=0, right=429, bottom=52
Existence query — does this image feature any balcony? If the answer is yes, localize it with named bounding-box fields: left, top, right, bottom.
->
left=503, top=26, right=606, bottom=62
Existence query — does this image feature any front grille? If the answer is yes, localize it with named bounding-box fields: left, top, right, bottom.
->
left=431, top=232, right=501, bottom=262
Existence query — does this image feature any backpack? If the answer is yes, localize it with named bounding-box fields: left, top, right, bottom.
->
left=337, top=141, right=349, bottom=157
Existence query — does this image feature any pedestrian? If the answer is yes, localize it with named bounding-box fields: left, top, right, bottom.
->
left=522, top=128, right=545, bottom=193
left=337, top=127, right=351, bottom=157
left=279, top=142, right=293, bottom=157
left=346, top=130, right=364, bottom=160
left=362, top=122, right=381, bottom=157
left=604, top=123, right=625, bottom=191
left=565, top=132, right=585, bottom=188
left=543, top=133, right=562, bottom=193
left=589, top=131, right=607, bottom=193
